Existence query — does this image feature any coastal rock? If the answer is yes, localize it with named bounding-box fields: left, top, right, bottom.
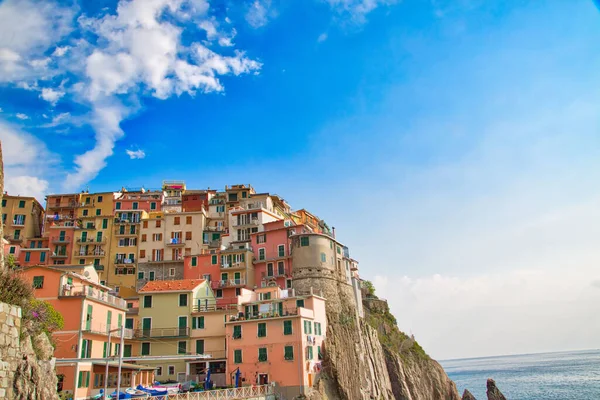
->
left=462, top=389, right=477, bottom=400
left=486, top=379, right=507, bottom=400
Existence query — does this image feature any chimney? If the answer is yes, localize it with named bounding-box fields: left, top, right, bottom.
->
left=332, top=226, right=336, bottom=239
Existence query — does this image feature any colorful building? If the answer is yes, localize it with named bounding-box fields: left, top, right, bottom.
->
left=17, top=237, right=50, bottom=267
left=19, top=264, right=152, bottom=400
left=136, top=279, right=216, bottom=382
left=2, top=194, right=44, bottom=262
left=225, top=286, right=326, bottom=397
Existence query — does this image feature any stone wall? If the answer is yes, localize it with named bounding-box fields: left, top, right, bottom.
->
left=0, top=302, right=21, bottom=399
left=136, top=261, right=185, bottom=290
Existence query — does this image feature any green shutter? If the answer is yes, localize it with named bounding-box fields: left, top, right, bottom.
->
left=234, top=349, right=242, bottom=363
left=103, top=342, right=107, bottom=358
left=78, top=371, right=83, bottom=388
left=118, top=314, right=122, bottom=328
left=196, top=340, right=204, bottom=354
left=199, top=316, right=205, bottom=329
left=258, top=323, right=266, bottom=337
left=102, top=218, right=108, bottom=229
left=86, top=371, right=90, bottom=387
left=258, top=347, right=267, bottom=362
left=284, top=320, right=292, bottom=335
left=106, top=311, right=112, bottom=331
left=192, top=317, right=197, bottom=329
left=124, top=344, right=132, bottom=357
left=284, top=345, right=294, bottom=360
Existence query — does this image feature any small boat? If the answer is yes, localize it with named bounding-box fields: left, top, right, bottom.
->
left=125, top=388, right=149, bottom=398
left=151, top=383, right=180, bottom=394
left=136, top=385, right=168, bottom=396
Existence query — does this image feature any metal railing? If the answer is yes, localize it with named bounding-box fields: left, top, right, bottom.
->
left=83, top=323, right=134, bottom=339
left=52, top=237, right=71, bottom=244
left=145, top=384, right=274, bottom=400
left=78, top=250, right=106, bottom=257
left=77, top=237, right=106, bottom=243
left=60, top=285, right=127, bottom=309
left=166, top=239, right=186, bottom=246
left=48, top=201, right=78, bottom=208
left=134, top=327, right=190, bottom=339
left=228, top=306, right=300, bottom=322
left=220, top=262, right=246, bottom=270
left=51, top=251, right=68, bottom=258
left=211, top=279, right=246, bottom=289
left=115, top=257, right=136, bottom=264
left=192, top=303, right=238, bottom=313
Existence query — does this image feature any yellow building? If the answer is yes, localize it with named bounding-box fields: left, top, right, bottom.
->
left=72, top=192, right=118, bottom=284
left=136, top=279, right=216, bottom=382
left=1, top=194, right=44, bottom=259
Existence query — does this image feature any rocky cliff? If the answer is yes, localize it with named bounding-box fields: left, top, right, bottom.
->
left=301, top=274, right=460, bottom=400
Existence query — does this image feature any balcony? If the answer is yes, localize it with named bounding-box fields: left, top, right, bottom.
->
left=220, top=262, right=247, bottom=271
left=228, top=306, right=302, bottom=323
left=115, top=231, right=137, bottom=237
left=211, top=279, right=246, bottom=289
left=59, top=285, right=127, bottom=309
left=46, top=214, right=76, bottom=220
left=134, top=327, right=190, bottom=339
left=114, top=217, right=141, bottom=225
left=192, top=303, right=238, bottom=313
left=77, top=237, right=106, bottom=244
left=83, top=324, right=134, bottom=339
left=51, top=251, right=68, bottom=258
left=47, top=201, right=78, bottom=209
left=166, top=239, right=185, bottom=247
left=52, top=237, right=71, bottom=244
left=4, top=234, right=23, bottom=243
left=11, top=220, right=25, bottom=227
left=80, top=224, right=96, bottom=230
left=77, top=201, right=95, bottom=208
left=77, top=251, right=106, bottom=258
left=233, top=218, right=259, bottom=227
left=114, top=258, right=135, bottom=265
left=94, top=264, right=105, bottom=271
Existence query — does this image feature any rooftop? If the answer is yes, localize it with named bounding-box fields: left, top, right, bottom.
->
left=139, top=278, right=206, bottom=293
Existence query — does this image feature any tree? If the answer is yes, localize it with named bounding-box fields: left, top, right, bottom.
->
left=362, top=280, right=376, bottom=297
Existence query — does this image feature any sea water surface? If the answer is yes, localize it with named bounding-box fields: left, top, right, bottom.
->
left=441, top=349, right=600, bottom=399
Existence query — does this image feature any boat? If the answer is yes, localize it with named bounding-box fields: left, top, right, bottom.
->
left=151, top=383, right=180, bottom=394
left=135, top=385, right=168, bottom=396
left=125, top=388, right=150, bottom=398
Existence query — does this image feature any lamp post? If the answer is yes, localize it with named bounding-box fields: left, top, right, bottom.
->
left=104, top=326, right=126, bottom=399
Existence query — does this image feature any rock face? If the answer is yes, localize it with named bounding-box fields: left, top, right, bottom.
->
left=0, top=302, right=59, bottom=400
left=486, top=379, right=506, bottom=400
left=462, top=389, right=477, bottom=400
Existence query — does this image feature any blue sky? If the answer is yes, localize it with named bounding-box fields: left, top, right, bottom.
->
left=2, top=0, right=600, bottom=359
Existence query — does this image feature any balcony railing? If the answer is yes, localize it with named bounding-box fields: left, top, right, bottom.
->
left=192, top=303, right=238, bottom=313
left=4, top=234, right=23, bottom=243
left=221, top=262, right=246, bottom=270
left=134, top=327, right=190, bottom=339
left=83, top=325, right=134, bottom=338
left=77, top=201, right=95, bottom=207
left=60, top=285, right=127, bottom=309
left=211, top=279, right=246, bottom=289
left=228, top=306, right=301, bottom=322
left=94, top=264, right=104, bottom=271
left=48, top=201, right=78, bottom=209
left=52, top=237, right=71, bottom=244
left=166, top=239, right=185, bottom=246
left=233, top=218, right=259, bottom=227
left=80, top=224, right=96, bottom=230
left=11, top=220, right=25, bottom=227
left=77, top=250, right=105, bottom=257
left=114, top=258, right=135, bottom=265
left=77, top=237, right=106, bottom=244
left=51, top=251, right=68, bottom=258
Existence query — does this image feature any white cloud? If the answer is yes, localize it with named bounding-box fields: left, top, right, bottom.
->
left=325, top=0, right=396, bottom=23
left=41, top=112, right=71, bottom=128
left=245, top=0, right=275, bottom=28
left=126, top=149, right=146, bottom=159
left=52, top=46, right=70, bottom=57
left=15, top=113, right=29, bottom=120
left=0, top=120, right=55, bottom=199
left=40, top=87, right=65, bottom=105
left=317, top=32, right=328, bottom=42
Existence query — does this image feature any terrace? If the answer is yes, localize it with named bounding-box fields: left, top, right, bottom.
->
left=60, top=285, right=127, bottom=309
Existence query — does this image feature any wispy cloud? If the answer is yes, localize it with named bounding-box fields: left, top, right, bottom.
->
left=126, top=149, right=146, bottom=159
left=324, top=0, right=397, bottom=24
left=245, top=0, right=276, bottom=28
left=317, top=32, right=328, bottom=42
left=15, top=113, right=29, bottom=120
left=40, top=87, right=65, bottom=105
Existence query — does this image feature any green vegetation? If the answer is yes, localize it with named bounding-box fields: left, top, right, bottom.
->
left=6, top=254, right=17, bottom=269
left=362, top=280, right=376, bottom=297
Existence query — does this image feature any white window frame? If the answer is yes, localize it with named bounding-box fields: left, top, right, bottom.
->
left=258, top=247, right=265, bottom=261
left=156, top=366, right=162, bottom=376
left=168, top=365, right=175, bottom=376
left=169, top=268, right=176, bottom=277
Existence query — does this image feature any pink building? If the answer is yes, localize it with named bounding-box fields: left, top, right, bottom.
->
left=250, top=220, right=301, bottom=290
left=225, top=286, right=326, bottom=397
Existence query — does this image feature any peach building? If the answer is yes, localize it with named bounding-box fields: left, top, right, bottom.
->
left=225, top=286, right=326, bottom=397
left=17, top=237, right=50, bottom=267
left=21, top=264, right=153, bottom=400
left=45, top=193, right=81, bottom=265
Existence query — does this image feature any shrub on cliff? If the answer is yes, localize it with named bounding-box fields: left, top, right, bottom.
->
left=0, top=267, right=33, bottom=306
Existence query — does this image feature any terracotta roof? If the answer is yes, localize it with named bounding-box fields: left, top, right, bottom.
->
left=139, top=279, right=205, bottom=293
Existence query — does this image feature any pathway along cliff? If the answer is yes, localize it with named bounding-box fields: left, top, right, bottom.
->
left=298, top=276, right=461, bottom=400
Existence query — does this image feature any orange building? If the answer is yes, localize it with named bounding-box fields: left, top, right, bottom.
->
left=225, top=286, right=326, bottom=397
left=1, top=194, right=44, bottom=263
left=21, top=264, right=154, bottom=399
left=17, top=237, right=50, bottom=267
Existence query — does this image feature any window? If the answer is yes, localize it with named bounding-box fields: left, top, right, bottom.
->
left=156, top=366, right=162, bottom=376
left=32, top=276, right=44, bottom=288
left=257, top=323, right=267, bottom=337
left=284, top=345, right=294, bottom=360
left=80, top=339, right=92, bottom=358
left=140, top=250, right=146, bottom=259
left=96, top=209, right=101, bottom=216
left=278, top=261, right=285, bottom=275
left=192, top=316, right=205, bottom=329
left=296, top=299, right=305, bottom=308
left=233, top=325, right=242, bottom=339
left=211, top=255, right=218, bottom=265
left=315, top=322, right=322, bottom=336
left=306, top=346, right=313, bottom=360
left=97, top=195, right=103, bottom=203
left=337, top=246, right=341, bottom=254
left=9, top=246, right=15, bottom=254
left=149, top=271, right=155, bottom=281
left=40, top=252, right=46, bottom=262
left=257, top=234, right=266, bottom=244
left=320, top=253, right=326, bottom=263
left=24, top=252, right=31, bottom=262
left=318, top=346, right=323, bottom=360
left=234, top=349, right=242, bottom=364
left=283, top=320, right=293, bottom=335
left=258, top=347, right=267, bottom=362
left=258, top=248, right=265, bottom=260
left=300, top=236, right=309, bottom=246
left=141, top=234, right=147, bottom=242
left=150, top=202, right=157, bottom=210
left=186, top=216, right=192, bottom=224
left=77, top=371, right=90, bottom=388
left=129, top=225, right=136, bottom=235
left=115, top=202, right=122, bottom=210
left=196, top=339, right=204, bottom=354
left=156, top=220, right=161, bottom=228
left=143, top=295, right=152, bottom=308
left=152, top=233, right=162, bottom=242
left=169, top=268, right=175, bottom=277
left=141, top=342, right=150, bottom=355
left=102, top=218, right=108, bottom=229
left=168, top=365, right=175, bottom=375
left=125, top=318, right=134, bottom=329
left=137, top=271, right=144, bottom=280
left=178, top=341, right=187, bottom=354
left=304, top=320, right=312, bottom=334
left=216, top=289, right=223, bottom=298
left=191, top=256, right=197, bottom=267
left=267, top=263, right=273, bottom=277
left=179, top=293, right=188, bottom=307
left=185, top=231, right=192, bottom=240
left=132, top=202, right=138, bottom=210
left=18, top=200, right=25, bottom=208
left=1, top=199, right=5, bottom=207
left=174, top=217, right=180, bottom=225
left=242, top=191, right=247, bottom=198
left=278, top=245, right=285, bottom=257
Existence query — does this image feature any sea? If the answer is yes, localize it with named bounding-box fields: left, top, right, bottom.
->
left=441, top=349, right=600, bottom=400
